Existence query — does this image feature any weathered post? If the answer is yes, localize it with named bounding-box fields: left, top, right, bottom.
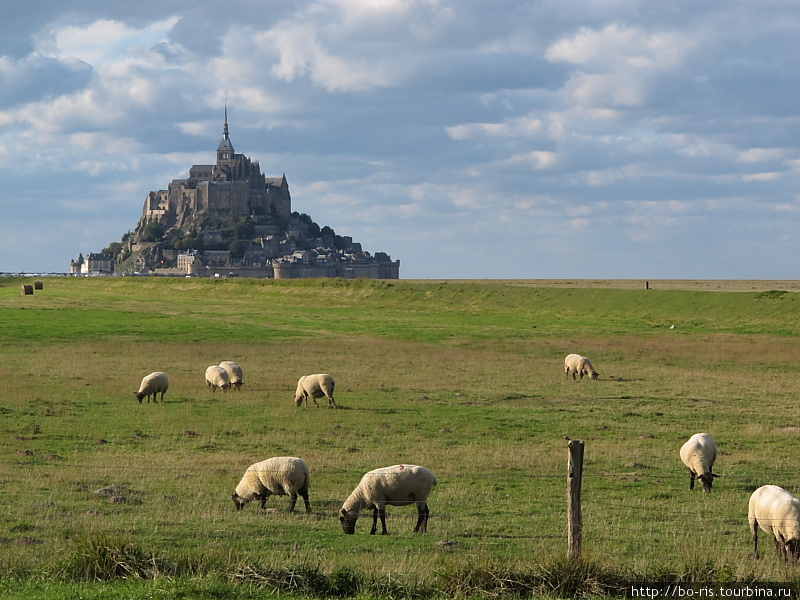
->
left=567, top=439, right=584, bottom=559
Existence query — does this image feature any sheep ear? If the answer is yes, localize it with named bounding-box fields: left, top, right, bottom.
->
left=339, top=508, right=347, bottom=518
left=712, top=473, right=720, bottom=478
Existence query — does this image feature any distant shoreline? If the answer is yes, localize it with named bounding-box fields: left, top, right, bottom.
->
left=3, top=273, right=798, bottom=293
left=402, top=279, right=800, bottom=292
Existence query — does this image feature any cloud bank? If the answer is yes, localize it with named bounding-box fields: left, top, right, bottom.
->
left=1, top=0, right=799, bottom=278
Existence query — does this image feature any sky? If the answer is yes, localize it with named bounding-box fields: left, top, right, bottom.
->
left=1, top=0, right=799, bottom=279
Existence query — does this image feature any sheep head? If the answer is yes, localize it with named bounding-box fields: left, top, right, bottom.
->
left=589, top=372, right=599, bottom=380
left=698, top=472, right=718, bottom=493
left=339, top=508, right=357, bottom=534
left=232, top=493, right=247, bottom=510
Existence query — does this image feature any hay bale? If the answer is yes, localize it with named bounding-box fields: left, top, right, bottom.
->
left=34, top=281, right=43, bottom=290
left=20, top=284, right=33, bottom=296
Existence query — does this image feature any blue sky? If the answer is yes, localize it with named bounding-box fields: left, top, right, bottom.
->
left=1, top=0, right=799, bottom=278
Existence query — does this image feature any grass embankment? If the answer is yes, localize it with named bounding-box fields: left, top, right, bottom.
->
left=1, top=277, right=800, bottom=598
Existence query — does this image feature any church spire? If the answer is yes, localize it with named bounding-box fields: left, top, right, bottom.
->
left=217, top=103, right=234, bottom=162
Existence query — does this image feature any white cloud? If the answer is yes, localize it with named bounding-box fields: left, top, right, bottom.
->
left=742, top=172, right=779, bottom=182
left=546, top=23, right=693, bottom=71
left=737, top=148, right=785, bottom=163
left=40, top=17, right=180, bottom=67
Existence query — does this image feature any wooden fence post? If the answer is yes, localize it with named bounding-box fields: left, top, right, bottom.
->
left=567, top=439, right=584, bottom=559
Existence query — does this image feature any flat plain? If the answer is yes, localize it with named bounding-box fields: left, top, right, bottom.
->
left=1, top=276, right=799, bottom=599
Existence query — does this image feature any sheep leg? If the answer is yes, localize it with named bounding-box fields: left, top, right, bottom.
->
left=159, top=390, right=166, bottom=401
left=688, top=471, right=695, bottom=491
left=328, top=394, right=338, bottom=409
left=414, top=502, right=429, bottom=533
left=288, top=493, right=297, bottom=513
left=776, top=534, right=791, bottom=563
left=370, top=507, right=379, bottom=535
left=773, top=536, right=783, bottom=561
left=299, top=488, right=311, bottom=513
left=752, top=526, right=759, bottom=559
left=378, top=506, right=388, bottom=535
left=260, top=494, right=269, bottom=510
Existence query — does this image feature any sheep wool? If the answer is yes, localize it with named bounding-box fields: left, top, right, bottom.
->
left=679, top=433, right=718, bottom=492
left=294, top=374, right=337, bottom=408
left=219, top=361, right=244, bottom=390
left=205, top=365, right=230, bottom=392
left=564, top=354, right=599, bottom=380
left=232, top=457, right=311, bottom=513
left=338, top=464, right=436, bottom=535
left=134, top=372, right=169, bottom=403
left=748, top=485, right=800, bottom=562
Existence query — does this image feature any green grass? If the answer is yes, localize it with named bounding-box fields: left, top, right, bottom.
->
left=2, top=276, right=800, bottom=598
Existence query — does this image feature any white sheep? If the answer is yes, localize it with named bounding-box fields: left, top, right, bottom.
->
left=205, top=365, right=230, bottom=392
left=219, top=361, right=243, bottom=391
left=134, top=372, right=169, bottom=403
left=564, top=354, right=599, bottom=380
left=294, top=374, right=337, bottom=408
left=338, top=464, right=436, bottom=535
left=231, top=456, right=311, bottom=513
left=748, top=485, right=800, bottom=562
left=679, top=432, right=718, bottom=492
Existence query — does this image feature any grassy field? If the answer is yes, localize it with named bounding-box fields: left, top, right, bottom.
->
left=1, top=276, right=800, bottom=599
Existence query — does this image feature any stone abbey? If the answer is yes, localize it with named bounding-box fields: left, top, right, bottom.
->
left=71, top=109, right=399, bottom=279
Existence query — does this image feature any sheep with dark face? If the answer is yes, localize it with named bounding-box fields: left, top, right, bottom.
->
left=232, top=457, right=311, bottom=513
left=219, top=361, right=243, bottom=391
left=748, top=485, right=800, bottom=562
left=134, top=372, right=169, bottom=403
left=564, top=354, right=599, bottom=380
left=338, top=464, right=436, bottom=535
left=205, top=365, right=230, bottom=392
left=680, top=432, right=718, bottom=493
left=294, top=374, right=337, bottom=408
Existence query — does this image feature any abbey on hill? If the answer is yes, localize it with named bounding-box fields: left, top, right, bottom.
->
left=70, top=110, right=399, bottom=279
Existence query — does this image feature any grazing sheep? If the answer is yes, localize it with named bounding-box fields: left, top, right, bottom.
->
left=748, top=485, right=800, bottom=562
left=679, top=432, right=718, bottom=492
left=205, top=365, right=230, bottom=392
left=134, top=372, right=169, bottom=403
left=219, top=361, right=243, bottom=391
left=294, top=374, right=337, bottom=408
left=564, top=354, right=599, bottom=380
left=232, top=457, right=311, bottom=513
left=338, top=464, right=436, bottom=535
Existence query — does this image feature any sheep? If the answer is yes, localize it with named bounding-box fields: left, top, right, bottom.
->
left=231, top=456, right=311, bottom=513
left=679, top=432, right=719, bottom=492
left=294, top=374, right=337, bottom=408
left=748, top=485, right=800, bottom=562
left=338, top=464, right=436, bottom=535
left=205, top=365, right=230, bottom=392
left=134, top=372, right=169, bottom=403
left=564, top=354, right=599, bottom=380
left=219, top=361, right=243, bottom=391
